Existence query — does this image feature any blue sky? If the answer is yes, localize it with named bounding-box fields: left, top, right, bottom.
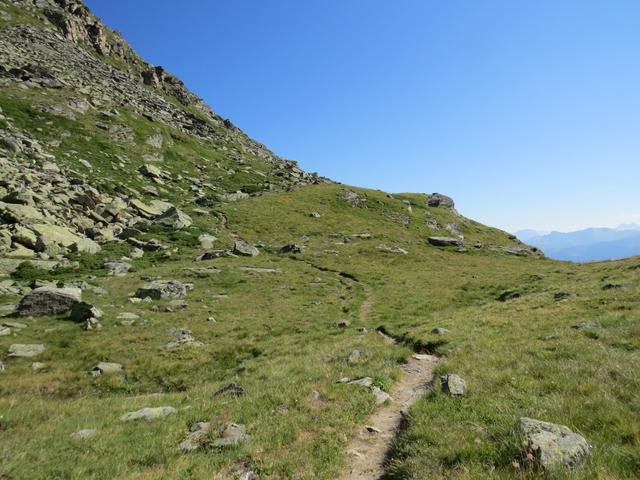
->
left=86, top=0, right=640, bottom=233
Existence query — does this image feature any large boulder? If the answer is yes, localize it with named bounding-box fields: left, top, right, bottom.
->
left=31, top=224, right=81, bottom=253
left=427, top=193, right=455, bottom=209
left=17, top=287, right=81, bottom=316
left=519, top=417, right=591, bottom=470
left=427, top=236, right=463, bottom=247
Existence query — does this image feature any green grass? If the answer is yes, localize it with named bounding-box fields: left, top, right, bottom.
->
left=1, top=183, right=638, bottom=479
left=1, top=8, right=638, bottom=477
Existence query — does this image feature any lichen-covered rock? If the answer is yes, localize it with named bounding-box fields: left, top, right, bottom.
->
left=519, top=417, right=591, bottom=470
left=134, top=280, right=192, bottom=299
left=212, top=422, right=251, bottom=448
left=233, top=239, right=259, bottom=257
left=8, top=343, right=45, bottom=358
left=441, top=373, right=466, bottom=396
left=31, top=224, right=81, bottom=252
left=178, top=421, right=212, bottom=452
left=17, top=287, right=81, bottom=316
left=119, top=406, right=176, bottom=422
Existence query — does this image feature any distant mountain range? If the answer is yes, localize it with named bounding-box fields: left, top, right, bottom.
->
left=516, top=224, right=640, bottom=262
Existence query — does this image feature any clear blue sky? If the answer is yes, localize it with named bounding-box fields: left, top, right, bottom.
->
left=86, top=0, right=640, bottom=233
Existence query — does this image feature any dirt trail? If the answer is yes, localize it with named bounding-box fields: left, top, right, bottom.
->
left=338, top=286, right=438, bottom=480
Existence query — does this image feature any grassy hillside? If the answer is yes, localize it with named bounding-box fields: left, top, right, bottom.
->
left=0, top=1, right=638, bottom=479
left=0, top=183, right=638, bottom=479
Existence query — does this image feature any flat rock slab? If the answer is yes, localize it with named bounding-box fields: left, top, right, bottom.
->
left=427, top=236, right=463, bottom=247
left=17, top=287, right=81, bottom=316
left=70, top=429, right=97, bottom=439
left=120, top=406, right=176, bottom=422
left=135, top=280, right=192, bottom=300
left=212, top=423, right=251, bottom=448
left=519, top=417, right=591, bottom=470
left=91, top=362, right=123, bottom=375
left=8, top=343, right=45, bottom=358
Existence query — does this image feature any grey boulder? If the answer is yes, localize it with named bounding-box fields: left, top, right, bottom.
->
left=17, top=287, right=81, bottom=316
left=427, top=236, right=463, bottom=247
left=441, top=373, right=467, bottom=396
left=519, top=417, right=591, bottom=470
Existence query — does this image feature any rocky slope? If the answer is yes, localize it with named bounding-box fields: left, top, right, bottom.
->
left=0, top=0, right=328, bottom=274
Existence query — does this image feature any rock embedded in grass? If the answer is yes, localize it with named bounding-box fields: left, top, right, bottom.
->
left=497, top=290, right=521, bottom=302
left=427, top=236, right=463, bottom=247
left=178, top=421, right=212, bottom=452
left=120, top=406, right=177, bottom=422
left=103, top=261, right=131, bottom=276
left=8, top=343, right=45, bottom=358
left=441, top=374, right=467, bottom=396
left=431, top=327, right=450, bottom=334
left=212, top=422, right=251, bottom=448
left=16, top=286, right=81, bottom=316
left=134, top=280, right=192, bottom=299
left=519, top=417, right=591, bottom=470
left=69, top=302, right=103, bottom=323
left=91, top=362, right=123, bottom=376
left=70, top=429, right=97, bottom=440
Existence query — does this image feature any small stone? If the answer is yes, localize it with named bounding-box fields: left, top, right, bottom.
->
left=348, top=377, right=373, bottom=387
left=198, top=234, right=217, bottom=249
left=554, top=292, right=571, bottom=301
left=120, top=406, right=177, bottom=422
left=441, top=373, right=466, bottom=396
left=31, top=362, right=46, bottom=371
left=70, top=429, right=97, bottom=440
left=83, top=318, right=102, bottom=330
left=233, top=239, right=259, bottom=257
left=371, top=386, right=391, bottom=405
left=278, top=244, right=304, bottom=254
left=431, top=327, right=450, bottom=334
left=103, top=261, right=131, bottom=276
left=91, top=362, right=123, bottom=376
left=215, top=383, right=246, bottom=397
left=335, top=319, right=351, bottom=328
left=117, top=312, right=140, bottom=320
left=498, top=290, right=520, bottom=302
left=347, top=350, right=361, bottom=365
